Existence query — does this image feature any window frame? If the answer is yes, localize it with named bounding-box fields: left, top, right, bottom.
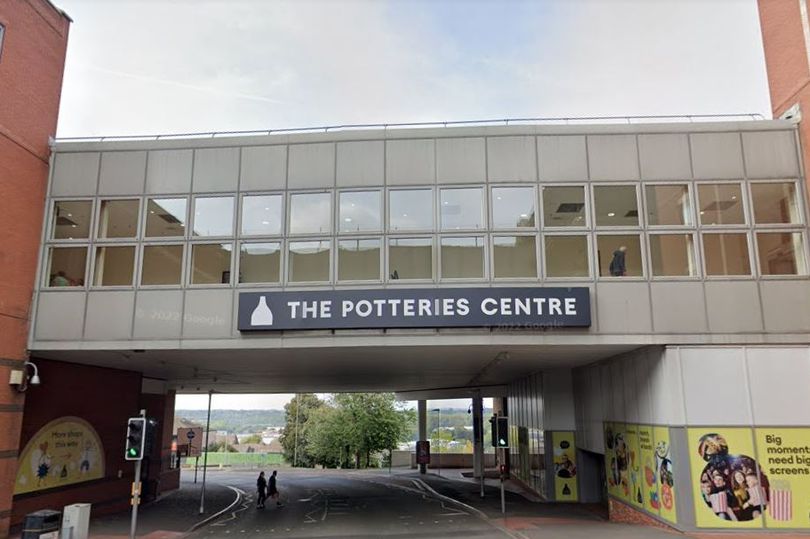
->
left=143, top=196, right=190, bottom=239
left=438, top=234, right=487, bottom=281
left=337, top=188, right=383, bottom=235
left=489, top=185, right=538, bottom=231
left=139, top=243, right=187, bottom=288
left=490, top=233, right=539, bottom=281
left=386, top=235, right=435, bottom=283
left=287, top=190, right=333, bottom=237
left=49, top=198, right=96, bottom=242
left=439, top=185, right=486, bottom=232
left=594, top=232, right=647, bottom=279
left=239, top=192, right=285, bottom=238
left=386, top=187, right=435, bottom=233
left=753, top=230, right=809, bottom=278
left=541, top=232, right=592, bottom=280
left=90, top=243, right=138, bottom=289
left=643, top=182, right=696, bottom=229
left=286, top=238, right=333, bottom=284
left=747, top=179, right=804, bottom=228
left=187, top=241, right=236, bottom=287
left=699, top=230, right=754, bottom=279
left=591, top=183, right=643, bottom=229
left=540, top=184, right=590, bottom=230
left=235, top=240, right=284, bottom=287
left=43, top=245, right=90, bottom=290
left=191, top=194, right=236, bottom=239
left=336, top=236, right=383, bottom=283
left=695, top=181, right=749, bottom=229
left=646, top=231, right=700, bottom=280
left=95, top=197, right=142, bottom=241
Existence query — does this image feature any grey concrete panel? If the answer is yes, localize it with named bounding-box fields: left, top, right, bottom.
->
left=84, top=291, right=135, bottom=340
left=680, top=347, right=752, bottom=424
left=146, top=150, right=193, bottom=194
left=288, top=143, right=336, bottom=188
left=436, top=137, right=486, bottom=183
left=486, top=136, right=537, bottom=182
left=182, top=289, right=233, bottom=338
left=336, top=140, right=384, bottom=187
left=240, top=145, right=287, bottom=191
left=537, top=135, right=588, bottom=182
left=689, top=132, right=744, bottom=179
left=635, top=352, right=653, bottom=423
left=638, top=134, right=691, bottom=180
left=609, top=361, right=625, bottom=420
left=621, top=357, right=640, bottom=423
left=746, top=346, right=810, bottom=425
left=650, top=282, right=708, bottom=333
left=98, top=151, right=147, bottom=195
left=587, top=135, right=639, bottom=181
left=34, top=292, right=86, bottom=340
left=742, top=130, right=800, bottom=178
left=704, top=281, right=763, bottom=333
left=759, top=280, right=810, bottom=332
left=669, top=426, right=696, bottom=528
left=595, top=281, right=652, bottom=333
left=193, top=147, right=239, bottom=192
left=51, top=153, right=100, bottom=196
left=386, top=139, right=435, bottom=185
left=133, top=290, right=184, bottom=339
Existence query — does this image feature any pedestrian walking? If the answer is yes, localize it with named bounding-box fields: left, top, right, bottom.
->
left=268, top=470, right=282, bottom=507
left=256, top=471, right=267, bottom=508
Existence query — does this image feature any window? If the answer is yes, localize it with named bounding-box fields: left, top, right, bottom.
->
left=645, top=184, right=692, bottom=226
left=93, top=246, right=135, bottom=286
left=193, top=197, right=234, bottom=237
left=52, top=201, right=92, bottom=239
left=440, top=188, right=484, bottom=230
left=339, top=191, right=381, bottom=233
left=649, top=234, right=696, bottom=277
left=288, top=240, right=330, bottom=282
left=389, top=189, right=433, bottom=231
left=388, top=238, right=432, bottom=280
left=593, top=186, right=639, bottom=227
left=542, top=186, right=586, bottom=227
left=289, top=193, right=331, bottom=234
left=241, top=195, right=282, bottom=236
left=191, top=243, right=232, bottom=284
left=0, top=24, right=5, bottom=62
left=493, top=236, right=537, bottom=278
left=697, top=184, right=744, bottom=225
left=141, top=245, right=183, bottom=285
left=97, top=199, right=139, bottom=238
left=46, top=247, right=86, bottom=287
left=544, top=236, right=589, bottom=278
left=338, top=239, right=381, bottom=281
left=491, top=187, right=535, bottom=228
left=757, top=232, right=806, bottom=275
left=751, top=182, right=801, bottom=224
left=702, top=233, right=751, bottom=276
left=239, top=242, right=281, bottom=284
left=440, top=237, right=484, bottom=279
left=596, top=235, right=643, bottom=277
left=145, top=198, right=187, bottom=237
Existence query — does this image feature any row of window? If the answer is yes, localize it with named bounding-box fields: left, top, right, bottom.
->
left=49, top=181, right=803, bottom=241
left=44, top=230, right=807, bottom=288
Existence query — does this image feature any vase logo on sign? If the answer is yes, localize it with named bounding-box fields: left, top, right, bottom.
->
left=250, top=296, right=274, bottom=326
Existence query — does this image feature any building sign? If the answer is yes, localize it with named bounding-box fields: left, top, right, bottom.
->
left=15, top=416, right=105, bottom=495
left=238, top=287, right=590, bottom=331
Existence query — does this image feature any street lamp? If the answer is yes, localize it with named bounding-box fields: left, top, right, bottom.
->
left=432, top=408, right=441, bottom=476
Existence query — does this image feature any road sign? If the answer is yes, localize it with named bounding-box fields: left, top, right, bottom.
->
left=178, top=427, right=203, bottom=457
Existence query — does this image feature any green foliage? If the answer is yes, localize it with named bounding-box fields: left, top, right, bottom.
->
left=176, top=409, right=285, bottom=432
left=278, top=394, right=325, bottom=468
left=240, top=434, right=263, bottom=444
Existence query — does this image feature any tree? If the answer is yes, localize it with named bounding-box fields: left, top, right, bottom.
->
left=241, top=434, right=263, bottom=444
left=279, top=394, right=324, bottom=467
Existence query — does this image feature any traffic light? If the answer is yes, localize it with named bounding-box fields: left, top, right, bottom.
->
left=496, top=417, right=509, bottom=448
left=489, top=416, right=497, bottom=447
left=125, top=417, right=146, bottom=461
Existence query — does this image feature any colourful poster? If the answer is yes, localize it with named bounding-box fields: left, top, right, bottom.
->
left=610, top=422, right=630, bottom=501
left=653, top=425, right=677, bottom=524
left=552, top=431, right=578, bottom=501
left=625, top=424, right=643, bottom=508
left=688, top=428, right=764, bottom=529
left=15, top=416, right=105, bottom=495
left=638, top=425, right=659, bottom=514
left=604, top=422, right=620, bottom=497
left=754, top=428, right=810, bottom=529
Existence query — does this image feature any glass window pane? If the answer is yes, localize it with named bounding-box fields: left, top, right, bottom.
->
left=52, top=200, right=92, bottom=239
left=191, top=243, right=232, bottom=284
left=340, top=191, right=381, bottom=233
left=440, top=188, right=484, bottom=230
left=697, top=183, right=744, bottom=225
left=388, top=238, right=432, bottom=280
left=389, top=189, right=433, bottom=231
left=757, top=232, right=806, bottom=275
left=97, top=199, right=139, bottom=238
left=46, top=247, right=86, bottom=287
left=597, top=235, right=642, bottom=277
left=649, top=234, right=696, bottom=276
left=441, top=236, right=484, bottom=279
left=751, top=182, right=801, bottom=224
left=241, top=195, right=282, bottom=236
left=645, top=185, right=692, bottom=226
left=338, top=239, right=381, bottom=281
left=542, top=186, right=586, bottom=227
left=193, top=197, right=234, bottom=237
left=289, top=193, right=331, bottom=234
left=544, top=236, right=589, bottom=278
left=288, top=240, right=330, bottom=282
left=93, top=246, right=135, bottom=286
left=239, top=242, right=280, bottom=284
left=145, top=198, right=187, bottom=237
left=594, top=186, right=639, bottom=226
left=492, top=187, right=535, bottom=228
left=493, top=236, right=537, bottom=278
left=141, top=245, right=183, bottom=285
left=703, top=233, right=751, bottom=275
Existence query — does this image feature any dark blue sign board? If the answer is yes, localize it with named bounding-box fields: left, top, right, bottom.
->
left=237, top=287, right=590, bottom=331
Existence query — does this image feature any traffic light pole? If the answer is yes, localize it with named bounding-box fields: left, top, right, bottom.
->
left=130, top=409, right=145, bottom=539
left=199, top=390, right=213, bottom=515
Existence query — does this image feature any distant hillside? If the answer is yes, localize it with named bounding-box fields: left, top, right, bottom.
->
left=175, top=409, right=286, bottom=433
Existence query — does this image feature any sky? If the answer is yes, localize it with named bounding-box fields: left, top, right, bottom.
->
left=174, top=393, right=484, bottom=411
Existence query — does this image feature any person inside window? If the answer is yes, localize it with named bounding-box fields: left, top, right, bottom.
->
left=609, top=246, right=627, bottom=276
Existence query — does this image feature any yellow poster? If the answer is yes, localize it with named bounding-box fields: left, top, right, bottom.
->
left=15, top=416, right=105, bottom=495
left=604, top=422, right=620, bottom=497
left=638, top=425, right=659, bottom=514
left=688, top=428, right=764, bottom=529
left=552, top=431, right=578, bottom=501
left=754, top=428, right=810, bottom=529
left=625, top=424, right=643, bottom=508
left=610, top=422, right=631, bottom=502
left=653, top=425, right=677, bottom=524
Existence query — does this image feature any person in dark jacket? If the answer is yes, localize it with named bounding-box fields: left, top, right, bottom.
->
left=268, top=470, right=282, bottom=507
left=609, top=246, right=627, bottom=276
left=256, top=471, right=267, bottom=508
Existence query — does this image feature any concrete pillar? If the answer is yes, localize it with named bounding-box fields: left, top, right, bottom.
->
left=418, top=400, right=427, bottom=474
left=472, top=394, right=484, bottom=479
